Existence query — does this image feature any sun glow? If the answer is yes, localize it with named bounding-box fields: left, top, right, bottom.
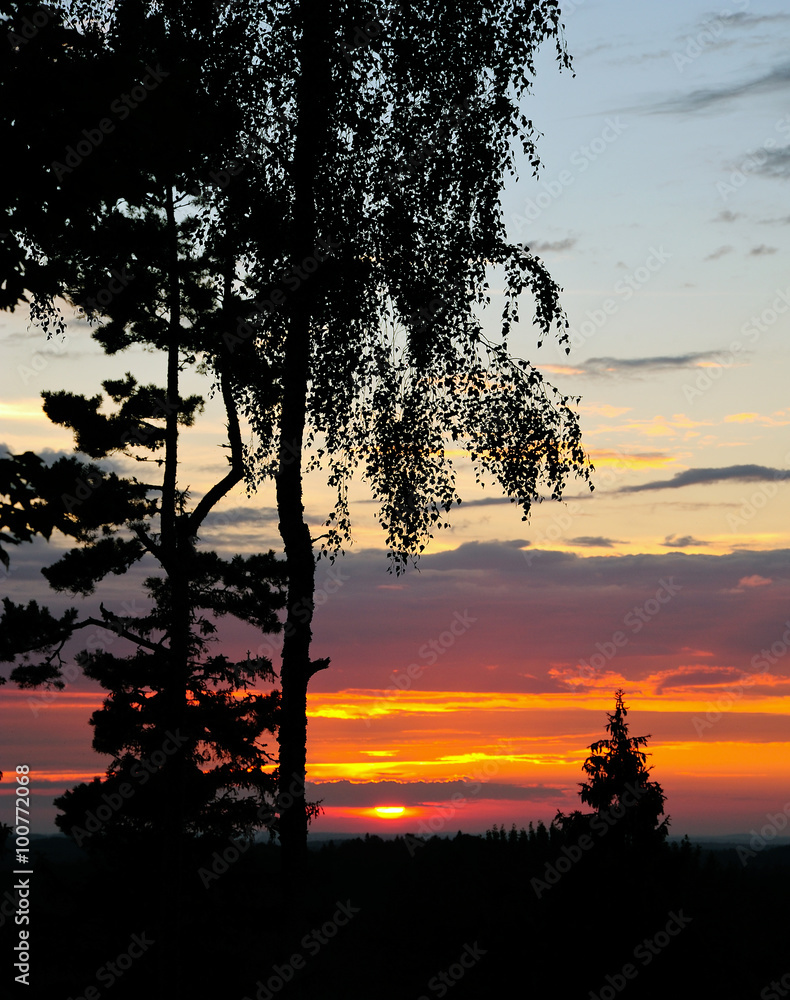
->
left=373, top=805, right=406, bottom=818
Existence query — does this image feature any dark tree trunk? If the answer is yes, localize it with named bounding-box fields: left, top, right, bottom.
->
left=275, top=0, right=333, bottom=880
left=158, top=180, right=189, bottom=998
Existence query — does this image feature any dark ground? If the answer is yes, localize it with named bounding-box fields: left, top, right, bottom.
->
left=2, top=830, right=788, bottom=1000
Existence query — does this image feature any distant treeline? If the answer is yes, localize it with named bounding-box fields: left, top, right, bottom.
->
left=2, top=828, right=789, bottom=999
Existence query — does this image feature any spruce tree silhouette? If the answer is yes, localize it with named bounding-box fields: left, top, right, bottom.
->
left=578, top=689, right=669, bottom=850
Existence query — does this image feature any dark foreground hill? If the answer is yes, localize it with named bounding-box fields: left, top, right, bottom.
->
left=2, top=830, right=789, bottom=1000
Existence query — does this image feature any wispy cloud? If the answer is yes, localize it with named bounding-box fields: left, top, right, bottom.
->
left=754, top=146, right=790, bottom=179
left=705, top=245, right=733, bottom=261
left=202, top=505, right=279, bottom=525
left=649, top=664, right=750, bottom=694
left=749, top=244, right=779, bottom=255
left=661, top=534, right=710, bottom=548
left=568, top=536, right=624, bottom=548
left=723, top=12, right=790, bottom=29
left=453, top=490, right=555, bottom=508
left=618, top=465, right=790, bottom=493
left=650, top=59, right=790, bottom=114
left=759, top=213, right=790, bottom=225
left=553, top=352, right=734, bottom=377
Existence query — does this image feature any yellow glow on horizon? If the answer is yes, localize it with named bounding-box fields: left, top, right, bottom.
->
left=304, top=738, right=790, bottom=788
left=0, top=401, right=49, bottom=420
left=373, top=805, right=406, bottom=817
left=0, top=770, right=106, bottom=786
left=23, top=739, right=790, bottom=799
left=308, top=688, right=790, bottom=721
left=587, top=449, right=677, bottom=469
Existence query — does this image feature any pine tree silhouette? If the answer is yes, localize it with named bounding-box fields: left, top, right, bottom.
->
left=579, top=689, right=669, bottom=849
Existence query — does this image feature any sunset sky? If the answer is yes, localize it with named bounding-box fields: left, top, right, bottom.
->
left=2, top=0, right=790, bottom=839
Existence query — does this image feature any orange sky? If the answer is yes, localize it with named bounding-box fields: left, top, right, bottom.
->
left=3, top=673, right=790, bottom=836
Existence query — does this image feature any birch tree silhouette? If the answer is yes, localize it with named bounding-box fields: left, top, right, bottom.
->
left=227, top=0, right=593, bottom=877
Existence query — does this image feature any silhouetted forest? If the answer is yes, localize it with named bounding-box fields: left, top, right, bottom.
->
left=2, top=828, right=790, bottom=1000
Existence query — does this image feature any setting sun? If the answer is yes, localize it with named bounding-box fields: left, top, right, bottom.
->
left=373, top=806, right=406, bottom=818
